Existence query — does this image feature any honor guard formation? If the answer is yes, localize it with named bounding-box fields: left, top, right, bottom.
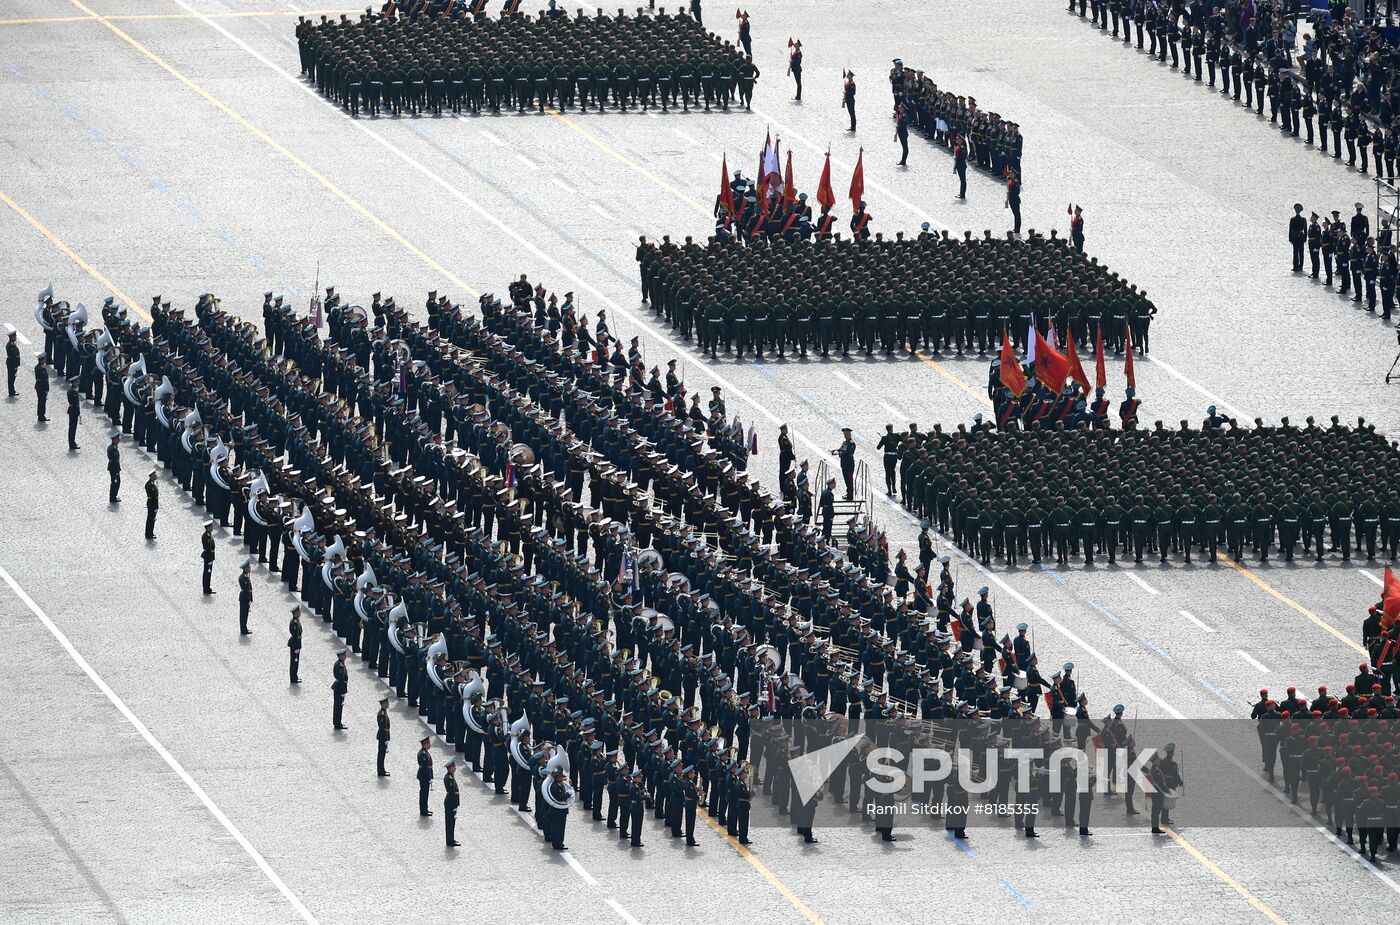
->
left=9, top=0, right=1400, bottom=921
left=298, top=6, right=758, bottom=116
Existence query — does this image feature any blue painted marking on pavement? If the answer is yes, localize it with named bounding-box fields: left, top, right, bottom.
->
left=998, top=880, right=1032, bottom=908
left=5, top=64, right=24, bottom=78
left=475, top=169, right=499, bottom=186
left=179, top=202, right=201, bottom=221
left=1196, top=677, right=1232, bottom=704
left=793, top=389, right=821, bottom=410
left=216, top=228, right=238, bottom=247
left=120, top=152, right=140, bottom=169
left=945, top=830, right=976, bottom=856
left=33, top=84, right=50, bottom=99
left=445, top=147, right=466, bottom=161
left=1085, top=597, right=1120, bottom=623
left=284, top=283, right=302, bottom=298
left=149, top=177, right=169, bottom=193
left=1138, top=636, right=1174, bottom=662
left=90, top=127, right=108, bottom=144
left=1036, top=563, right=1066, bottom=586
left=549, top=221, right=575, bottom=240
left=514, top=193, right=537, bottom=211
left=249, top=255, right=268, bottom=272
left=60, top=106, right=81, bottom=123
left=748, top=358, right=776, bottom=379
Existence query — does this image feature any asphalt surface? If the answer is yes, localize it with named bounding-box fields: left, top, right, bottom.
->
left=2, top=1, right=1398, bottom=923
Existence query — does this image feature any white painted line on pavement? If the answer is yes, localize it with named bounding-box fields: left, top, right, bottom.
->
left=831, top=369, right=862, bottom=391
left=563, top=851, right=598, bottom=886
left=1236, top=651, right=1270, bottom=673
left=175, top=9, right=1400, bottom=894
left=480, top=129, right=505, bottom=147
left=672, top=127, right=699, bottom=146
left=551, top=176, right=578, bottom=195
left=1361, top=570, right=1385, bottom=587
left=15, top=331, right=31, bottom=345
left=0, top=565, right=321, bottom=925
left=1179, top=609, right=1215, bottom=633
left=879, top=400, right=903, bottom=418
left=607, top=898, right=642, bottom=925
left=515, top=153, right=539, bottom=170
left=589, top=202, right=614, bottom=220
left=1126, top=573, right=1159, bottom=595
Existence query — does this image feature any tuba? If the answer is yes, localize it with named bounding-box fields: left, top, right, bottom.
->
left=247, top=473, right=271, bottom=526
left=153, top=376, right=175, bottom=427
left=352, top=563, right=378, bottom=620
left=387, top=602, right=409, bottom=654
left=638, top=548, right=664, bottom=570
left=180, top=409, right=202, bottom=454
left=462, top=678, right=487, bottom=733
left=291, top=507, right=315, bottom=562
left=509, top=443, right=536, bottom=467
left=122, top=355, right=148, bottom=405
left=65, top=303, right=88, bottom=351
left=94, top=331, right=115, bottom=374
left=209, top=438, right=232, bottom=490
left=33, top=283, right=54, bottom=330
left=320, top=535, right=347, bottom=589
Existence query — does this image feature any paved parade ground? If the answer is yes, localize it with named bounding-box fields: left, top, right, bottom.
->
left=3, top=1, right=1400, bottom=923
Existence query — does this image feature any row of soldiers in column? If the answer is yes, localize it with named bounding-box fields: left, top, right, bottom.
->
left=637, top=230, right=1156, bottom=361
left=896, top=415, right=1400, bottom=567
left=1251, top=612, right=1400, bottom=863
left=297, top=7, right=757, bottom=117
left=1072, top=1, right=1400, bottom=180
left=888, top=60, right=1025, bottom=181
left=1288, top=203, right=1400, bottom=323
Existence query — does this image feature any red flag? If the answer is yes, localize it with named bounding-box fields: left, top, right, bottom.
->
left=1123, top=324, right=1136, bottom=389
left=782, top=150, right=796, bottom=206
left=1064, top=327, right=1091, bottom=394
left=816, top=151, right=835, bottom=213
left=848, top=148, right=865, bottom=213
left=1033, top=329, right=1070, bottom=394
left=1094, top=324, right=1106, bottom=390
left=999, top=331, right=1026, bottom=396
left=1383, top=567, right=1400, bottom=623
left=718, top=154, right=735, bottom=223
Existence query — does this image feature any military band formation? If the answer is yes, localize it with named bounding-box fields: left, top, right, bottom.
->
left=298, top=6, right=758, bottom=117
left=25, top=281, right=1231, bottom=852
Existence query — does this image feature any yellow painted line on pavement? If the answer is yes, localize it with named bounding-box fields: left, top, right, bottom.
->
left=698, top=811, right=826, bottom=925
left=65, top=0, right=479, bottom=301
left=912, top=349, right=994, bottom=408
left=0, top=189, right=144, bottom=319
left=1165, top=826, right=1289, bottom=925
left=1222, top=556, right=1366, bottom=656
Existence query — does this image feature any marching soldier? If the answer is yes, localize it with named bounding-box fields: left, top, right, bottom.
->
left=376, top=694, right=391, bottom=777
left=877, top=423, right=900, bottom=495
left=238, top=559, right=254, bottom=635
left=332, top=646, right=349, bottom=730
left=107, top=431, right=122, bottom=503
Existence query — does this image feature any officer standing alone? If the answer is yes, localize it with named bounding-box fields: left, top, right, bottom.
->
left=444, top=758, right=461, bottom=848
left=332, top=646, right=349, bottom=730
left=34, top=352, right=49, bottom=422
left=376, top=694, right=391, bottom=777
left=145, top=470, right=159, bottom=539
left=5, top=330, right=18, bottom=397
left=66, top=381, right=80, bottom=450
left=237, top=559, right=253, bottom=635
left=953, top=134, right=968, bottom=199
left=418, top=734, right=435, bottom=816
left=107, top=431, right=121, bottom=503
left=843, top=70, right=856, bottom=132
left=288, top=605, right=302, bottom=683
left=835, top=426, right=856, bottom=499
left=201, top=520, right=217, bottom=594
